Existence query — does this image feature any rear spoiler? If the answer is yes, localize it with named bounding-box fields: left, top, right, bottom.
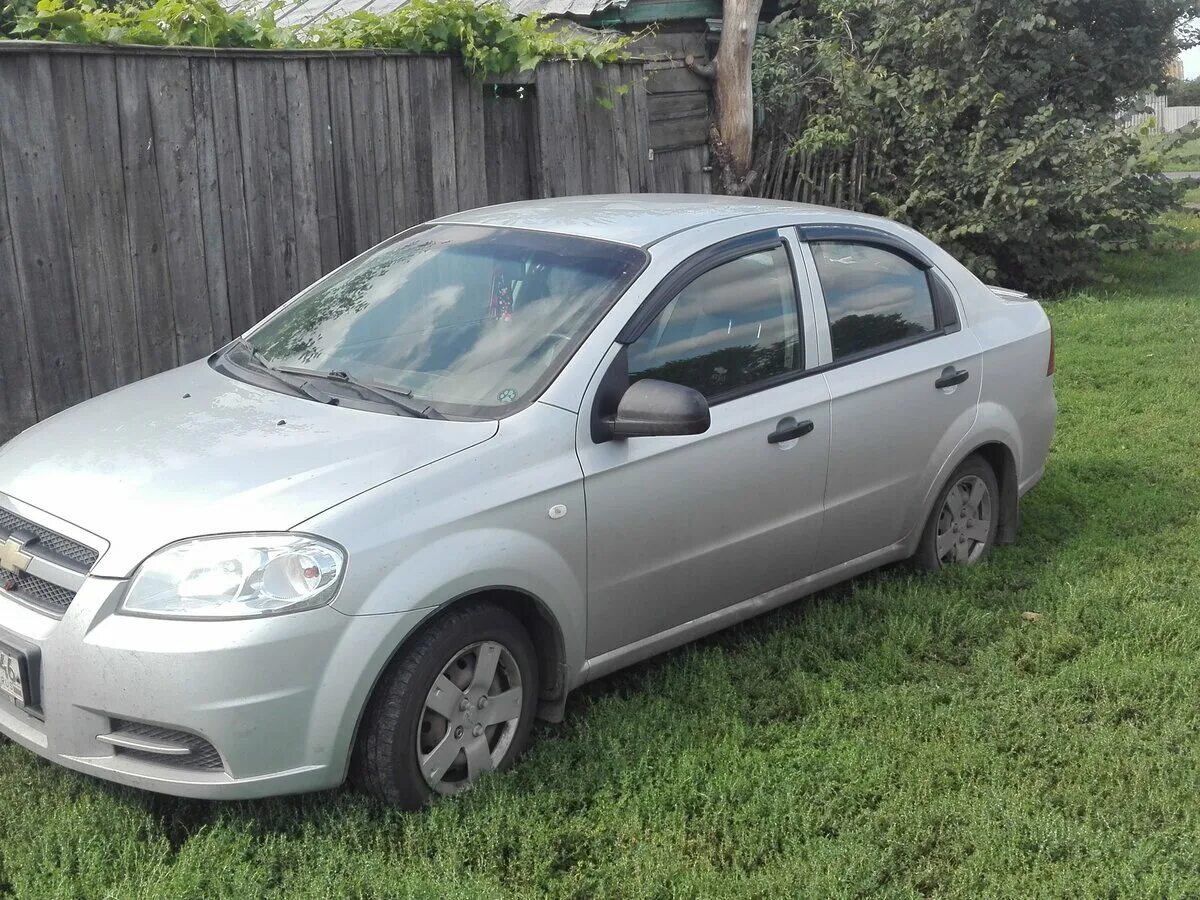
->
left=987, top=285, right=1032, bottom=301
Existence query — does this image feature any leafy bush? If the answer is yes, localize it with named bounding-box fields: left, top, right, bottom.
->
left=754, top=0, right=1198, bottom=294
left=4, top=0, right=284, bottom=46
left=0, top=0, right=37, bottom=35
left=1165, top=76, right=1200, bottom=107
left=1, top=0, right=629, bottom=75
left=302, top=0, right=627, bottom=74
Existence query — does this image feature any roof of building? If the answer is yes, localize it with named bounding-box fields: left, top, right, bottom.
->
left=436, top=194, right=833, bottom=247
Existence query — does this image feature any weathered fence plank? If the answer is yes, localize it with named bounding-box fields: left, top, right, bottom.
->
left=347, top=58, right=383, bottom=254
left=235, top=59, right=282, bottom=326
left=283, top=58, right=323, bottom=294
left=536, top=63, right=585, bottom=197
left=452, top=73, right=489, bottom=211
left=0, top=53, right=90, bottom=415
left=428, top=59, right=461, bottom=217
left=208, top=58, right=258, bottom=337
left=408, top=60, right=444, bottom=223
left=148, top=56, right=219, bottom=361
left=305, top=60, right=343, bottom=278
left=366, top=59, right=397, bottom=241
left=0, top=142, right=39, bottom=438
left=50, top=53, right=142, bottom=396
left=626, top=62, right=657, bottom=193
left=191, top=59, right=235, bottom=351
left=482, top=88, right=534, bottom=204
left=383, top=59, right=418, bottom=234
left=607, top=64, right=634, bottom=194
left=0, top=46, right=661, bottom=443
left=578, top=65, right=619, bottom=195
left=262, top=60, right=300, bottom=313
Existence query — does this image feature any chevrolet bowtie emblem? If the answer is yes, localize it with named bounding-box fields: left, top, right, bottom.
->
left=0, top=535, right=34, bottom=574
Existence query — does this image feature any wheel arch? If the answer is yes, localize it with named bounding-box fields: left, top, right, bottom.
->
left=909, top=437, right=1020, bottom=564
left=970, top=440, right=1019, bottom=544
left=343, top=585, right=570, bottom=782
left=912, top=434, right=1021, bottom=556
left=464, top=587, right=571, bottom=722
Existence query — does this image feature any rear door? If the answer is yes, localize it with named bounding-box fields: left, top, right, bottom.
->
left=798, top=227, right=982, bottom=568
left=577, top=233, right=831, bottom=659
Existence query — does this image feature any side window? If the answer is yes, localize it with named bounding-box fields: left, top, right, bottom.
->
left=812, top=242, right=938, bottom=361
left=627, top=245, right=802, bottom=400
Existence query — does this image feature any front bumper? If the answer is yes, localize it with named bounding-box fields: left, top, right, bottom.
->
left=0, top=577, right=428, bottom=799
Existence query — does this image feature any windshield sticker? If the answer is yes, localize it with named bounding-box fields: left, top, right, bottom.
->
left=498, top=388, right=518, bottom=404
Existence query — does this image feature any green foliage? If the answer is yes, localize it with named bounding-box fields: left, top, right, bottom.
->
left=303, top=0, right=628, bottom=74
left=0, top=0, right=36, bottom=35
left=1164, top=75, right=1200, bottom=106
left=4, top=0, right=285, bottom=45
left=1141, top=126, right=1200, bottom=173
left=0, top=0, right=629, bottom=74
left=4, top=0, right=278, bottom=45
left=754, top=0, right=1200, bottom=294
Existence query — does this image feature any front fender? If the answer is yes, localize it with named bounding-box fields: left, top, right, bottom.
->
left=297, top=402, right=587, bottom=719
left=351, top=526, right=586, bottom=678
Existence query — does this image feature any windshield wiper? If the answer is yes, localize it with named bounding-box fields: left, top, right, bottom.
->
left=275, top=365, right=444, bottom=420
left=230, top=338, right=333, bottom=405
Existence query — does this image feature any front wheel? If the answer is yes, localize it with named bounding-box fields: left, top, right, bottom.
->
left=354, top=602, right=539, bottom=808
left=914, top=455, right=1000, bottom=571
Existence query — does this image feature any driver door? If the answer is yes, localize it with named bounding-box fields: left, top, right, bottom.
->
left=577, top=236, right=832, bottom=659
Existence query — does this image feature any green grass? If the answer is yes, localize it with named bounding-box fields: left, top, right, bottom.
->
left=3, top=217, right=1200, bottom=899
left=1141, top=133, right=1200, bottom=173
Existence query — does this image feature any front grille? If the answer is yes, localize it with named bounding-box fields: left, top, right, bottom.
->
left=0, top=508, right=99, bottom=570
left=0, top=566, right=75, bottom=613
left=0, top=507, right=100, bottom=615
left=109, top=720, right=225, bottom=772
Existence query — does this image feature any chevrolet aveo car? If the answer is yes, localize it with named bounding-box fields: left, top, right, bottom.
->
left=0, top=196, right=1055, bottom=808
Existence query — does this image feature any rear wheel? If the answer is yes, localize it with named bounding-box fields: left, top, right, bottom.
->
left=354, top=601, right=539, bottom=808
left=915, top=455, right=999, bottom=570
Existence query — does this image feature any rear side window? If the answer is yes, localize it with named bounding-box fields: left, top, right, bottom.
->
left=626, top=246, right=802, bottom=399
left=812, top=242, right=938, bottom=361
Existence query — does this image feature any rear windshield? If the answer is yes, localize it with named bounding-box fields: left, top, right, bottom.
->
left=245, top=224, right=646, bottom=417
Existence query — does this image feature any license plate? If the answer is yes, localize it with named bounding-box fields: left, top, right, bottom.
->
left=0, top=643, right=26, bottom=704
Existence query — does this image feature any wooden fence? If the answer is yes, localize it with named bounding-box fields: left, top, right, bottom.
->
left=634, top=28, right=713, bottom=194
left=0, top=43, right=658, bottom=442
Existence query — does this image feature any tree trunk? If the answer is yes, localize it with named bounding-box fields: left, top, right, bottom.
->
left=712, top=0, right=763, bottom=192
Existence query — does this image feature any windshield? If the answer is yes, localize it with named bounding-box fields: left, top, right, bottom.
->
left=243, top=224, right=647, bottom=416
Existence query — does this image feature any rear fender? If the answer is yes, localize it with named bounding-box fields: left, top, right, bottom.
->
left=906, top=410, right=1023, bottom=554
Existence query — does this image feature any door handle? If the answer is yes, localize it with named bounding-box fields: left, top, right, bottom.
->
left=935, top=368, right=970, bottom=389
left=767, top=419, right=814, bottom=444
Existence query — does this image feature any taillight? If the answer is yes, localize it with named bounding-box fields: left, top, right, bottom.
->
left=1047, top=322, right=1055, bottom=376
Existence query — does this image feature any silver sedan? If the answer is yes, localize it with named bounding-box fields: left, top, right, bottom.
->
left=0, top=196, right=1055, bottom=808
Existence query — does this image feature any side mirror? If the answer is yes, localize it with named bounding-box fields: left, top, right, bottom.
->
left=607, top=379, right=710, bottom=439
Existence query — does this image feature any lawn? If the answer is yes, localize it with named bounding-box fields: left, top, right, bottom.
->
left=2, top=218, right=1200, bottom=898
left=1142, top=132, right=1200, bottom=173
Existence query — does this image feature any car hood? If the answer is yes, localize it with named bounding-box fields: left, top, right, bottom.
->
left=0, top=361, right=498, bottom=577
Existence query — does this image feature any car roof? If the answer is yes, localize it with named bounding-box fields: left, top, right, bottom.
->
left=436, top=194, right=842, bottom=248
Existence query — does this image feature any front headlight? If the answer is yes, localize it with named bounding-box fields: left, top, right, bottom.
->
left=121, top=534, right=346, bottom=620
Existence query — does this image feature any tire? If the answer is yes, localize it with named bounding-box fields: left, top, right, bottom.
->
left=914, top=454, right=1000, bottom=571
left=353, top=601, right=539, bottom=809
